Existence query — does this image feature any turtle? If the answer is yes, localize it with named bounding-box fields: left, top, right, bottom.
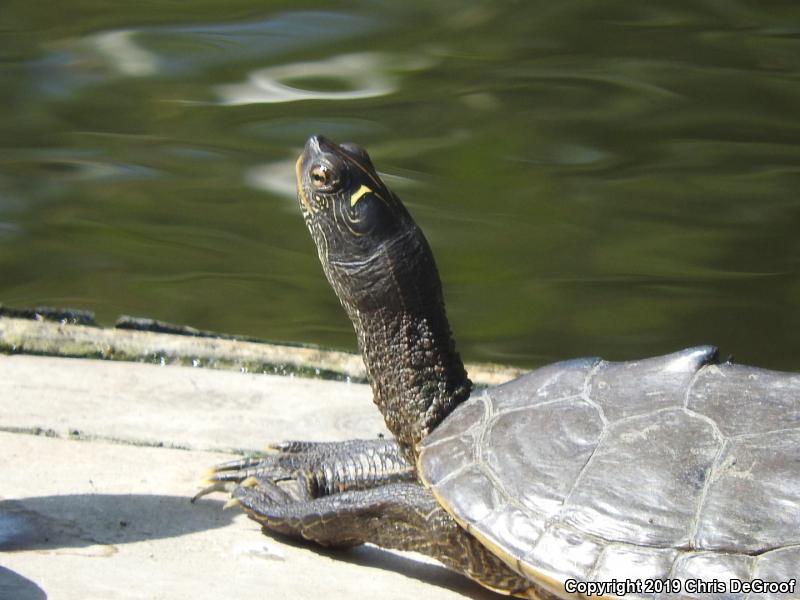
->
left=197, top=136, right=800, bottom=599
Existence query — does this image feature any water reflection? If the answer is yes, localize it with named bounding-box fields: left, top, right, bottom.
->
left=89, top=31, right=160, bottom=77
left=217, top=52, right=432, bottom=105
left=245, top=160, right=297, bottom=199
left=34, top=11, right=376, bottom=96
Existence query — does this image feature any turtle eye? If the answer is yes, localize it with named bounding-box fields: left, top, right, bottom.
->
left=310, top=164, right=332, bottom=189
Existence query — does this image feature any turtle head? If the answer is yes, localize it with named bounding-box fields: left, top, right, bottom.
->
left=295, top=135, right=471, bottom=458
left=296, top=135, right=425, bottom=313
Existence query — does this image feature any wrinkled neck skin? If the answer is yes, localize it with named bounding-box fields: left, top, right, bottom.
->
left=320, top=225, right=472, bottom=462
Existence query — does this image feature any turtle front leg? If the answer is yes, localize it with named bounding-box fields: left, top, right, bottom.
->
left=194, top=439, right=537, bottom=597
left=193, top=438, right=414, bottom=502
left=232, top=478, right=537, bottom=598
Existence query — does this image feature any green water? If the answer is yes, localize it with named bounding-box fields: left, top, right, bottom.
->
left=2, top=1, right=799, bottom=370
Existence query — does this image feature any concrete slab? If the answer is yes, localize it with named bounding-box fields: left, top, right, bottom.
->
left=0, top=355, right=504, bottom=600
left=0, top=354, right=387, bottom=452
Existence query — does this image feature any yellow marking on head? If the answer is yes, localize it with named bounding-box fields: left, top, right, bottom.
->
left=350, top=184, right=372, bottom=207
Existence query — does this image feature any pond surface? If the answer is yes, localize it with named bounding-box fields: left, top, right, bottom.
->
left=3, top=1, right=800, bottom=369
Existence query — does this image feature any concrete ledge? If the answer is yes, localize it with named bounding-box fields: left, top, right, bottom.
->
left=0, top=355, right=503, bottom=600
left=0, top=316, right=523, bottom=386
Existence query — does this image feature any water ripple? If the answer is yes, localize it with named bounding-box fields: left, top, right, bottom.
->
left=216, top=52, right=433, bottom=105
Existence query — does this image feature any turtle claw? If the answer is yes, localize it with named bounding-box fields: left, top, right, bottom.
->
left=223, top=497, right=242, bottom=510
left=190, top=479, right=235, bottom=503
left=208, top=455, right=267, bottom=474
left=191, top=458, right=273, bottom=502
left=194, top=454, right=296, bottom=496
left=192, top=446, right=313, bottom=505
left=194, top=439, right=411, bottom=517
left=267, top=440, right=321, bottom=453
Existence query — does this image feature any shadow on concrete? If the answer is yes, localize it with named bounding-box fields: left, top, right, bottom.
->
left=253, top=526, right=506, bottom=600
left=1, top=495, right=504, bottom=599
left=0, top=494, right=234, bottom=551
left=0, top=566, right=47, bottom=600
left=342, top=545, right=507, bottom=600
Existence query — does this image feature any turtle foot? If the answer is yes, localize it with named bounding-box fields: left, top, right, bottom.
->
left=192, top=438, right=413, bottom=504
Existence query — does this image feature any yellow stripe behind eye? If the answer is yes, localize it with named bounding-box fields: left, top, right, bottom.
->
left=350, top=184, right=372, bottom=207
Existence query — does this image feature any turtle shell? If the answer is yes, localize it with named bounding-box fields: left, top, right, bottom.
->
left=418, top=346, right=800, bottom=599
